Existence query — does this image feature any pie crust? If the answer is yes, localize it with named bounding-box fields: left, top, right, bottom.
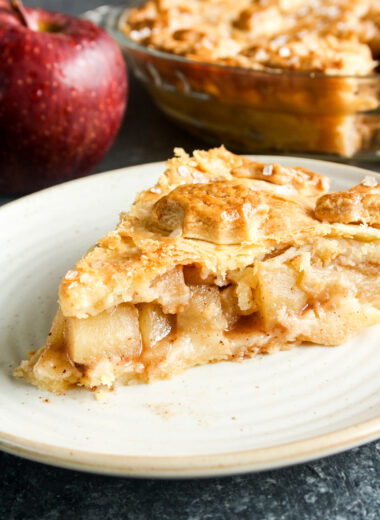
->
left=122, top=1, right=380, bottom=159
left=123, top=0, right=379, bottom=75
left=15, top=147, right=380, bottom=393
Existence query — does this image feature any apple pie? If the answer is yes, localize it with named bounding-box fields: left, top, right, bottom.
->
left=15, top=147, right=380, bottom=393
left=121, top=0, right=380, bottom=158
left=124, top=0, right=379, bottom=75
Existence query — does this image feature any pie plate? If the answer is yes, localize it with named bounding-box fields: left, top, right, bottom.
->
left=1, top=156, right=380, bottom=478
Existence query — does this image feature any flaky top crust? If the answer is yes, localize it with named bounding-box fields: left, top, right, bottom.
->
left=124, top=0, right=379, bottom=75
left=315, top=182, right=380, bottom=226
left=150, top=180, right=320, bottom=244
left=59, top=147, right=380, bottom=318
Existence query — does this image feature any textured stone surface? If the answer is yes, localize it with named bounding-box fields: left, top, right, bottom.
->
left=0, top=1, right=379, bottom=519
left=0, top=443, right=379, bottom=520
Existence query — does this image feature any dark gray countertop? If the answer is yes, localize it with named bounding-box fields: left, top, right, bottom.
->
left=0, top=1, right=379, bottom=519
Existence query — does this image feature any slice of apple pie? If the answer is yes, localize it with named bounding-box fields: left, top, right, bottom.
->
left=15, top=147, right=380, bottom=393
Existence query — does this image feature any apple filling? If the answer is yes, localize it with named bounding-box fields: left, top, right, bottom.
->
left=17, top=237, right=380, bottom=393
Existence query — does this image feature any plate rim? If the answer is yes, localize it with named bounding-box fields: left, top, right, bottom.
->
left=1, top=155, right=380, bottom=477
left=1, top=415, right=380, bottom=477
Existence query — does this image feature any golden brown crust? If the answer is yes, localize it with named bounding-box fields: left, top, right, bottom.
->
left=57, top=147, right=334, bottom=318
left=315, top=182, right=380, bottom=226
left=231, top=161, right=330, bottom=198
left=150, top=180, right=321, bottom=244
left=57, top=147, right=380, bottom=319
left=57, top=147, right=380, bottom=321
left=123, top=0, right=378, bottom=75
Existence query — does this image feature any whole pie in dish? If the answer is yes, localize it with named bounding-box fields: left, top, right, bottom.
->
left=121, top=0, right=380, bottom=159
left=15, top=147, right=380, bottom=393
left=124, top=0, right=379, bottom=75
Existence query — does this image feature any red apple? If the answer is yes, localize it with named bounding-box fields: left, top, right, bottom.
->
left=0, top=0, right=127, bottom=194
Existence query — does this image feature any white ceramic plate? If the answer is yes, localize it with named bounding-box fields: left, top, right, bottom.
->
left=1, top=156, right=380, bottom=478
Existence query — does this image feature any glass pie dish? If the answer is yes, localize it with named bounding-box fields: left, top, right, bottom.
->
left=85, top=5, right=380, bottom=161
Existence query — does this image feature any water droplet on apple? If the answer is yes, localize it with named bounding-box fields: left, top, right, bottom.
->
left=31, top=88, right=43, bottom=101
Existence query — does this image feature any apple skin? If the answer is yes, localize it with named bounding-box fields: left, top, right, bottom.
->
left=0, top=2, right=127, bottom=194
